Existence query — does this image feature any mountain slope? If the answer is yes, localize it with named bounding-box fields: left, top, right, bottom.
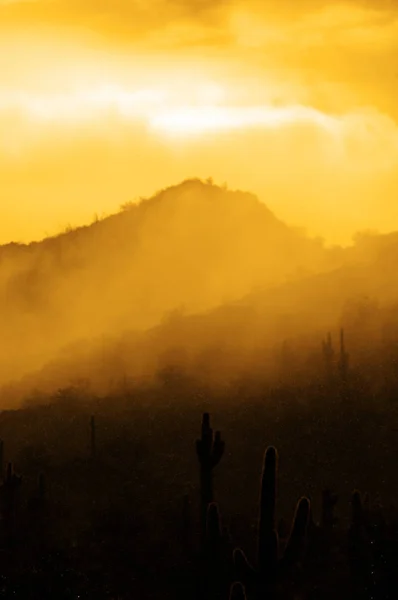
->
left=0, top=178, right=331, bottom=385
left=6, top=244, right=398, bottom=405
left=3, top=186, right=398, bottom=402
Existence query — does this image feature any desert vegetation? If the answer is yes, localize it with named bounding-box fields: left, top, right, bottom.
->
left=0, top=181, right=397, bottom=598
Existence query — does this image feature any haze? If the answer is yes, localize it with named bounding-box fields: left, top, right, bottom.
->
left=1, top=0, right=398, bottom=245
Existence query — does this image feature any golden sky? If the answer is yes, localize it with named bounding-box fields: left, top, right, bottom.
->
left=1, top=0, right=398, bottom=244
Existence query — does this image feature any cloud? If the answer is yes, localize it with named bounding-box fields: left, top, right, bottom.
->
left=2, top=1, right=395, bottom=116
left=1, top=0, right=398, bottom=244
left=225, top=3, right=398, bottom=120
left=0, top=96, right=398, bottom=244
left=2, top=1, right=397, bottom=63
left=1, top=1, right=395, bottom=42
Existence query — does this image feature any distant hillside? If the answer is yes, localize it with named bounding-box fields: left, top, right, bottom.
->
left=6, top=231, right=398, bottom=406
left=1, top=219, right=398, bottom=408
left=0, top=178, right=333, bottom=387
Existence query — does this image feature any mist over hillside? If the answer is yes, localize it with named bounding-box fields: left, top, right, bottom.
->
left=0, top=179, right=331, bottom=385
left=1, top=178, right=398, bottom=405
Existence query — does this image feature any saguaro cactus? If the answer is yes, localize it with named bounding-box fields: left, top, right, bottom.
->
left=234, top=446, right=310, bottom=598
left=196, top=413, right=225, bottom=541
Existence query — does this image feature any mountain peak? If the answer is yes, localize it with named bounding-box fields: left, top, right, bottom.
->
left=120, top=177, right=279, bottom=225
left=0, top=178, right=326, bottom=387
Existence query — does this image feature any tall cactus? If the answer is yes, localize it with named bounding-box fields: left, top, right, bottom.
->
left=234, top=446, right=310, bottom=598
left=196, top=413, right=225, bottom=541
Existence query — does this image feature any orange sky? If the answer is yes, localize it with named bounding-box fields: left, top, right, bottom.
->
left=1, top=0, right=398, bottom=245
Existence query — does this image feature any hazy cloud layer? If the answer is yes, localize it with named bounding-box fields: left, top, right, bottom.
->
left=0, top=0, right=398, bottom=243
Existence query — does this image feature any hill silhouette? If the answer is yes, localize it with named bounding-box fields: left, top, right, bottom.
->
left=3, top=178, right=398, bottom=405
left=3, top=180, right=398, bottom=600
left=0, top=178, right=334, bottom=394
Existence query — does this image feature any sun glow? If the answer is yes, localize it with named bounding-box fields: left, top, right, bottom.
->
left=0, top=82, right=338, bottom=137
left=0, top=85, right=169, bottom=122
left=149, top=104, right=337, bottom=136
